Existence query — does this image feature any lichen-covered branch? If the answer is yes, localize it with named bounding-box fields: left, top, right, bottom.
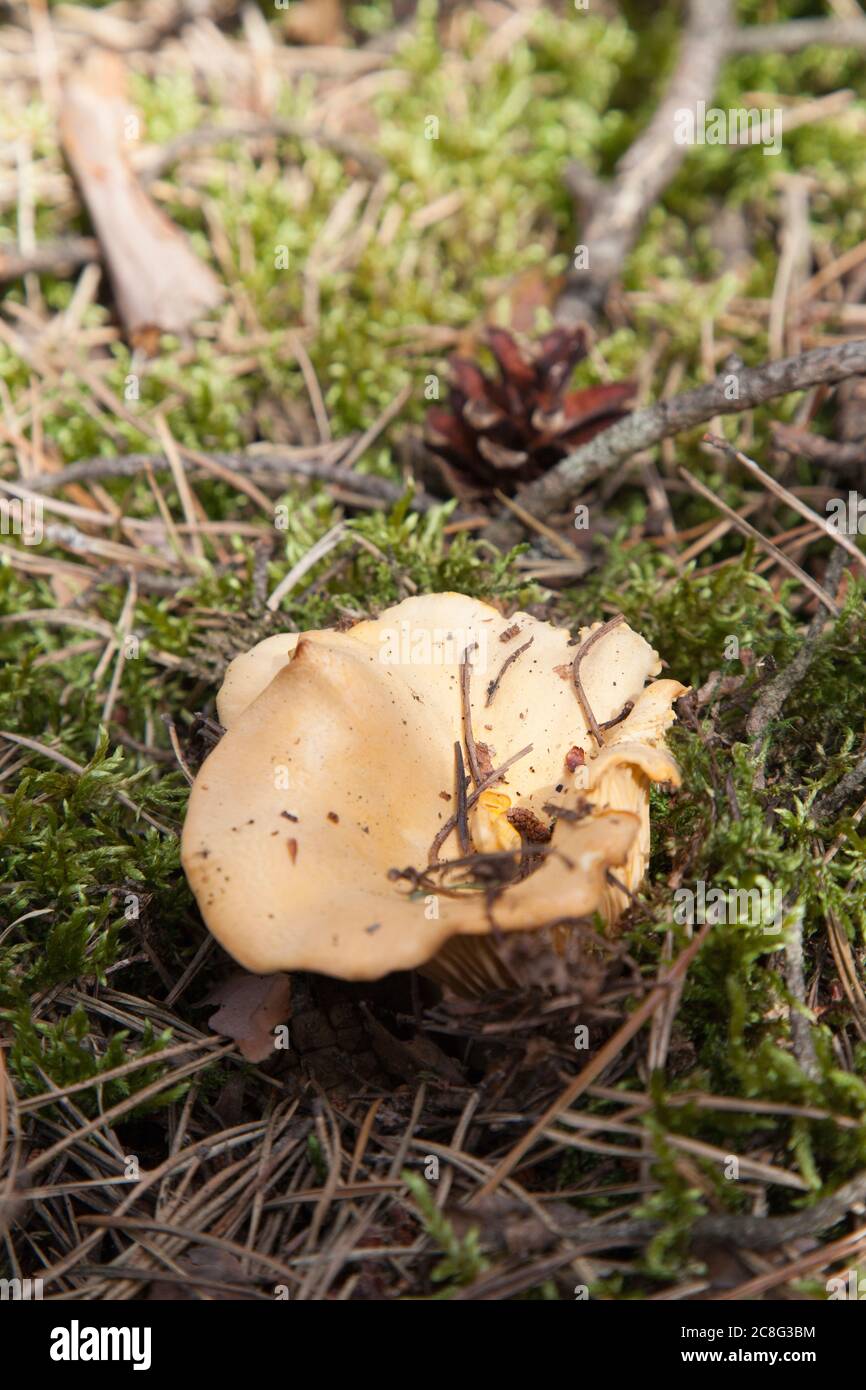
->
left=556, top=0, right=733, bottom=326
left=486, top=339, right=866, bottom=547
left=727, top=17, right=866, bottom=55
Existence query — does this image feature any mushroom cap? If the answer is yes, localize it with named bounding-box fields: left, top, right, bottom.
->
left=217, top=591, right=669, bottom=807
left=182, top=593, right=685, bottom=981
left=218, top=631, right=301, bottom=730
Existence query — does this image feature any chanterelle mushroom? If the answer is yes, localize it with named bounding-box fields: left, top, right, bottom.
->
left=181, top=593, right=686, bottom=995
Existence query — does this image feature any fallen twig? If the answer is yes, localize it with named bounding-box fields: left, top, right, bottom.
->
left=25, top=447, right=440, bottom=511
left=771, top=422, right=866, bottom=479
left=557, top=3, right=864, bottom=327
left=727, top=17, right=866, bottom=55
left=746, top=546, right=848, bottom=747
left=813, top=751, right=866, bottom=824
left=491, top=1165, right=866, bottom=1255
left=572, top=614, right=625, bottom=746
left=557, top=0, right=733, bottom=325
left=459, top=645, right=483, bottom=788
left=486, top=340, right=866, bottom=547
left=485, top=637, right=533, bottom=708
left=0, top=236, right=98, bottom=284
left=136, top=118, right=386, bottom=182
left=428, top=743, right=533, bottom=864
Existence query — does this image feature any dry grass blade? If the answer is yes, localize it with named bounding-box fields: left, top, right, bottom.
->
left=474, top=923, right=714, bottom=1198
left=486, top=637, right=533, bottom=707
left=677, top=467, right=839, bottom=614
left=266, top=523, right=345, bottom=611
left=0, top=730, right=174, bottom=833
left=826, top=908, right=866, bottom=1044
left=704, top=432, right=866, bottom=572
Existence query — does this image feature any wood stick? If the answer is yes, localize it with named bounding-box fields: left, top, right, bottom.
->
left=557, top=0, right=733, bottom=326
left=486, top=339, right=866, bottom=546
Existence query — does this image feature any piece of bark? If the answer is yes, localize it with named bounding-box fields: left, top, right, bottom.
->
left=59, top=52, right=223, bottom=349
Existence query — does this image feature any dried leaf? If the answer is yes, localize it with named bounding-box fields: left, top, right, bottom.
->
left=206, top=972, right=291, bottom=1062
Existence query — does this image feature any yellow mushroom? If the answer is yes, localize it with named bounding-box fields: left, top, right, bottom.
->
left=470, top=791, right=521, bottom=855
left=181, top=593, right=686, bottom=995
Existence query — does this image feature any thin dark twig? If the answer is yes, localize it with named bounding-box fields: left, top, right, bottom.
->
left=727, top=17, right=866, bottom=55
left=598, top=700, right=634, bottom=732
left=482, top=1167, right=866, bottom=1255
left=572, top=614, right=625, bottom=746
left=487, top=339, right=866, bottom=546
left=485, top=638, right=533, bottom=707
left=771, top=422, right=866, bottom=479
left=459, top=644, right=482, bottom=788
left=161, top=715, right=194, bottom=785
left=25, top=449, right=440, bottom=512
left=605, top=870, right=641, bottom=906
left=813, top=751, right=866, bottom=823
left=746, top=546, right=848, bottom=748
left=425, top=844, right=562, bottom=876
left=454, top=742, right=470, bottom=855
left=429, top=744, right=534, bottom=864
left=389, top=843, right=567, bottom=899
left=0, top=237, right=99, bottom=284
left=137, top=118, right=387, bottom=183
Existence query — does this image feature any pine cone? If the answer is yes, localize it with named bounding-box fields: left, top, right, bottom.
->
left=425, top=326, right=634, bottom=502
